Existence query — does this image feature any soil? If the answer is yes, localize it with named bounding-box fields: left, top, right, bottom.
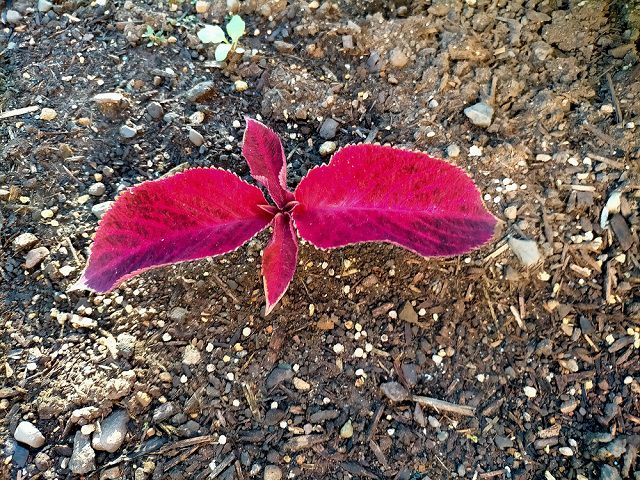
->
left=1, top=0, right=640, bottom=479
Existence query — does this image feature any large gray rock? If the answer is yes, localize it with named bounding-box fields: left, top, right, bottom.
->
left=69, top=432, right=95, bottom=474
left=92, top=410, right=128, bottom=453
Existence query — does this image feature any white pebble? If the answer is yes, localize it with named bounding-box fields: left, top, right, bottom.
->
left=469, top=145, right=483, bottom=157
left=333, top=343, right=345, bottom=354
left=523, top=386, right=537, bottom=398
left=218, top=435, right=227, bottom=445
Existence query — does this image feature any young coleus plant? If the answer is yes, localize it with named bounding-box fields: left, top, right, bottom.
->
left=73, top=119, right=497, bottom=315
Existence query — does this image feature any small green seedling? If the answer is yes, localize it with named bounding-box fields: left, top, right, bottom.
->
left=142, top=26, right=167, bottom=47
left=197, top=15, right=245, bottom=62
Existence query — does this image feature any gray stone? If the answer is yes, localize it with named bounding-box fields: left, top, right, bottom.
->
left=25, top=247, right=49, bottom=269
left=153, top=402, right=178, bottom=423
left=119, top=125, right=137, bottom=138
left=274, top=40, right=294, bottom=53
left=494, top=435, right=514, bottom=449
left=380, top=382, right=409, bottom=402
left=13, top=233, right=38, bottom=251
left=14, top=421, right=45, bottom=448
left=600, top=465, right=622, bottom=480
left=188, top=128, right=204, bottom=147
left=596, top=438, right=628, bottom=460
left=264, top=465, right=282, bottom=480
left=266, top=367, right=294, bottom=389
left=92, top=410, right=128, bottom=453
left=464, top=102, right=494, bottom=127
left=508, top=237, right=541, bottom=267
left=319, top=118, right=339, bottom=140
left=38, top=0, right=54, bottom=12
left=389, top=47, right=409, bottom=68
left=6, top=10, right=22, bottom=24
left=146, top=102, right=164, bottom=119
left=169, top=306, right=188, bottom=321
left=88, top=182, right=105, bottom=196
left=185, top=81, right=216, bottom=102
left=69, top=432, right=95, bottom=474
left=446, top=144, right=460, bottom=158
left=342, top=35, right=354, bottom=49
left=531, top=41, right=553, bottom=61
left=91, top=201, right=114, bottom=219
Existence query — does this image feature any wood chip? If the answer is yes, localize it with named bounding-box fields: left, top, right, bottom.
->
left=0, top=105, right=40, bottom=119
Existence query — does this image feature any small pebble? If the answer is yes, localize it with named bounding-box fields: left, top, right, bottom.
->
left=469, top=145, right=483, bottom=157
left=523, top=386, right=537, bottom=398
left=504, top=205, right=517, bottom=220
left=188, top=128, right=205, bottom=146
left=447, top=144, right=460, bottom=158
left=146, top=102, right=164, bottom=119
left=13, top=233, right=38, bottom=251
left=88, top=182, right=106, bottom=196
left=508, top=237, right=541, bottom=267
left=319, top=118, right=339, bottom=139
left=339, top=420, right=353, bottom=439
left=14, top=421, right=46, bottom=448
left=182, top=345, right=201, bottom=365
left=91, top=201, right=114, bottom=219
left=39, top=108, right=57, bottom=121
left=92, top=410, right=128, bottom=453
left=25, top=247, right=50, bottom=269
left=119, top=125, right=137, bottom=138
left=69, top=432, right=95, bottom=474
left=6, top=10, right=22, bottom=24
left=559, top=446, right=573, bottom=456
left=464, top=101, right=494, bottom=127
left=234, top=80, right=249, bottom=92
left=319, top=141, right=337, bottom=156
left=40, top=209, right=54, bottom=219
left=263, top=465, right=282, bottom=480
left=38, top=0, right=54, bottom=12
left=389, top=47, right=409, bottom=68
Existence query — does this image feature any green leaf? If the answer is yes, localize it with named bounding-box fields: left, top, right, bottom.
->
left=226, top=15, right=245, bottom=44
left=145, top=25, right=155, bottom=36
left=215, top=43, right=232, bottom=62
left=198, top=24, right=226, bottom=44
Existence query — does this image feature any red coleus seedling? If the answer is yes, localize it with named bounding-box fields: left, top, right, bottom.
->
left=73, top=119, right=497, bottom=314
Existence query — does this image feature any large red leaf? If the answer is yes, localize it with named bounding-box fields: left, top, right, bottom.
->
left=74, top=168, right=274, bottom=292
left=292, top=144, right=497, bottom=257
left=242, top=118, right=294, bottom=208
left=262, top=213, right=298, bottom=315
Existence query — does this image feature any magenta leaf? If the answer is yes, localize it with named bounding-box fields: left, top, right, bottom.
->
left=74, top=168, right=274, bottom=292
left=262, top=213, right=298, bottom=315
left=242, top=118, right=295, bottom=208
left=292, top=144, right=497, bottom=257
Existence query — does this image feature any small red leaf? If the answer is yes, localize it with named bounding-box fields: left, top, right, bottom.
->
left=262, top=213, right=298, bottom=315
left=75, top=168, right=273, bottom=292
left=242, top=118, right=294, bottom=208
left=293, top=144, right=496, bottom=257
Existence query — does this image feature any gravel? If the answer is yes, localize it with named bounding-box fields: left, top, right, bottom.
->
left=91, top=201, right=114, bottom=219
